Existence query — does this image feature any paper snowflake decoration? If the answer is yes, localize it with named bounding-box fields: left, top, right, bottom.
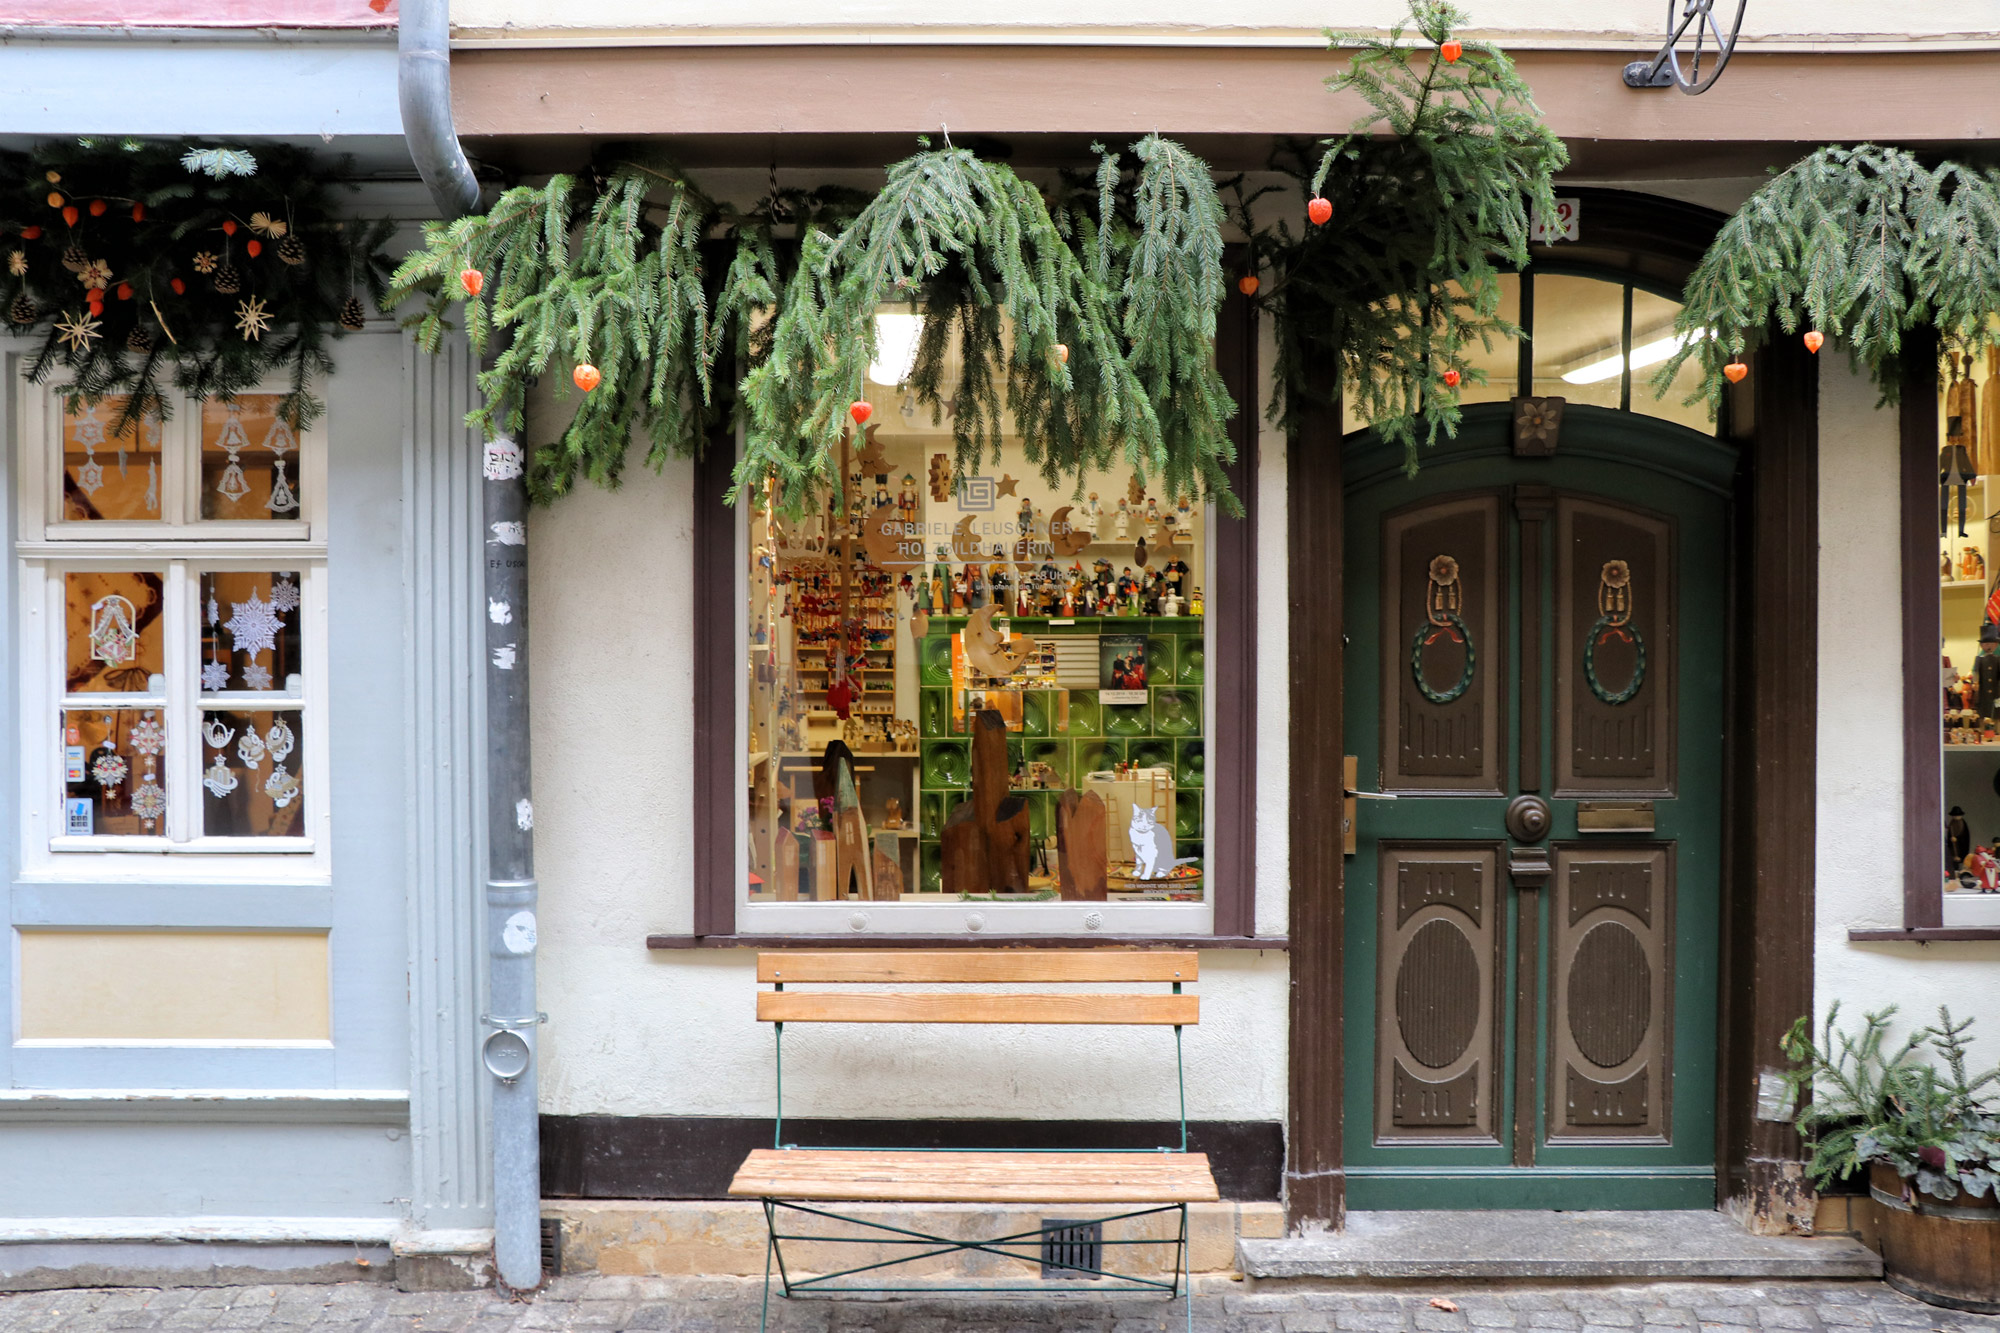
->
left=201, top=660, right=231, bottom=692
left=7, top=251, right=24, bottom=277
left=224, top=591, right=282, bottom=659
left=130, top=716, right=165, bottom=756
left=240, top=663, right=273, bottom=690
left=192, top=252, right=218, bottom=275
left=131, top=780, right=167, bottom=822
left=235, top=296, right=272, bottom=342
left=70, top=413, right=105, bottom=448
left=90, top=752, right=128, bottom=788
left=269, top=576, right=301, bottom=613
left=55, top=310, right=101, bottom=353
left=248, top=212, right=287, bottom=238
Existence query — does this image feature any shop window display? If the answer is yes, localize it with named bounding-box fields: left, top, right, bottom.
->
left=1940, top=346, right=2000, bottom=897
left=746, top=429, right=1209, bottom=909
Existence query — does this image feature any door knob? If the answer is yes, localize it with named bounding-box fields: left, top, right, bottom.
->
left=1505, top=793, right=1551, bottom=843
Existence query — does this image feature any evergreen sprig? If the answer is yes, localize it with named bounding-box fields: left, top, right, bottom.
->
left=2, top=138, right=391, bottom=433
left=740, top=140, right=1235, bottom=515
left=1249, top=2, right=1566, bottom=472
left=1658, top=145, right=2000, bottom=410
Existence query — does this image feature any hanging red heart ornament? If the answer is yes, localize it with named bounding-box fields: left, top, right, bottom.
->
left=115, top=282, right=133, bottom=300
left=20, top=226, right=41, bottom=240
left=246, top=239, right=262, bottom=258
left=62, top=206, right=79, bottom=227
left=1054, top=343, right=1069, bottom=365
left=221, top=220, right=237, bottom=236
left=1443, top=369, right=1461, bottom=387
left=170, top=278, right=186, bottom=295
left=130, top=203, right=145, bottom=223
left=88, top=199, right=107, bottom=217
left=1307, top=197, right=1333, bottom=226
left=460, top=268, right=485, bottom=297
left=1441, top=39, right=1463, bottom=61
left=1723, top=361, right=1748, bottom=384
left=1238, top=274, right=1260, bottom=296
left=1803, top=331, right=1824, bottom=353
left=849, top=400, right=874, bottom=425
left=573, top=363, right=602, bottom=392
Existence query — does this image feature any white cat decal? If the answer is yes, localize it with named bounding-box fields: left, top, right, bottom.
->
left=1130, top=804, right=1176, bottom=880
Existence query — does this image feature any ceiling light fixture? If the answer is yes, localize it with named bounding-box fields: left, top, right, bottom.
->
left=1562, top=327, right=1707, bottom=386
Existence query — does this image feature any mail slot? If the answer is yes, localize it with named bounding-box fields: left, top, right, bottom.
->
left=1576, top=800, right=1655, bottom=833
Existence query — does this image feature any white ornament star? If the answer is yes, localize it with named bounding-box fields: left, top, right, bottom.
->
left=269, top=576, right=301, bottom=613
left=240, top=663, right=273, bottom=690
left=224, top=591, right=283, bottom=659
left=234, top=296, right=273, bottom=342
left=201, top=660, right=231, bottom=691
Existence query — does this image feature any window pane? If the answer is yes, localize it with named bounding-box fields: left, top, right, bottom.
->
left=200, top=571, right=304, bottom=693
left=199, top=708, right=305, bottom=837
left=1530, top=274, right=1625, bottom=410
left=1629, top=288, right=1712, bottom=433
left=1942, top=347, right=1997, bottom=899
left=199, top=396, right=303, bottom=520
left=748, top=438, right=1208, bottom=906
left=62, top=708, right=167, bottom=836
left=65, top=571, right=165, bottom=694
left=61, top=398, right=163, bottom=522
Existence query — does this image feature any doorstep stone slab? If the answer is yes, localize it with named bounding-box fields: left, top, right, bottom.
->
left=1237, top=1212, right=1885, bottom=1281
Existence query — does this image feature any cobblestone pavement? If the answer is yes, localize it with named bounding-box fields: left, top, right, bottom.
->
left=0, top=1278, right=1994, bottom=1333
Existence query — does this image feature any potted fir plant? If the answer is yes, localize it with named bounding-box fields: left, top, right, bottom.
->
left=1783, top=1005, right=2000, bottom=1312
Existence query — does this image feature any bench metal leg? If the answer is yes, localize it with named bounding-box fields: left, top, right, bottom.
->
left=760, top=1200, right=776, bottom=1333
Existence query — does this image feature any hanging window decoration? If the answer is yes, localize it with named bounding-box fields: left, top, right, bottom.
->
left=89, top=749, right=127, bottom=790
left=71, top=408, right=106, bottom=496
left=1411, top=555, right=1476, bottom=705
left=1584, top=559, right=1647, bottom=705
left=88, top=593, right=139, bottom=667
left=213, top=403, right=252, bottom=505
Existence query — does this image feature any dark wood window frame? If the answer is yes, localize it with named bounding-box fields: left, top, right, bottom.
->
left=652, top=282, right=1272, bottom=950
left=1850, top=328, right=2000, bottom=943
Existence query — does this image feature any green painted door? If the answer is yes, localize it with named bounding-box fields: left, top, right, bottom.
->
left=1341, top=406, right=1732, bottom=1210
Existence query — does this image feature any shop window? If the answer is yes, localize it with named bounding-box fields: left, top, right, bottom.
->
left=743, top=422, right=1215, bottom=933
left=1936, top=346, right=2000, bottom=924
left=18, top=389, right=326, bottom=866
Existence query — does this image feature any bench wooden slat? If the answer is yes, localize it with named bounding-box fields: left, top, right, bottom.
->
left=729, top=1149, right=1219, bottom=1203
left=757, top=950, right=1198, bottom=984
left=757, top=991, right=1198, bottom=1025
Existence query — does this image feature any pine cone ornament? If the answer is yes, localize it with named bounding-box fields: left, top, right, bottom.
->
left=212, top=264, right=242, bottom=295
left=339, top=296, right=366, bottom=331
left=61, top=245, right=88, bottom=272
left=9, top=294, right=36, bottom=325
left=126, top=324, right=155, bottom=352
left=276, top=234, right=307, bottom=266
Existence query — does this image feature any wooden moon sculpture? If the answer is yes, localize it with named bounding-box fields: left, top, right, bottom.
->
left=951, top=514, right=984, bottom=562
left=861, top=502, right=924, bottom=569
left=963, top=604, right=1035, bottom=678
left=1048, top=505, right=1092, bottom=557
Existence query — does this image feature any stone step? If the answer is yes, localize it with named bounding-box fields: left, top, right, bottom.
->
left=1238, top=1210, right=1884, bottom=1281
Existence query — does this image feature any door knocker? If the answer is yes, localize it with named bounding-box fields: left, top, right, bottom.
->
left=1584, top=559, right=1647, bottom=705
left=1410, top=554, right=1476, bottom=705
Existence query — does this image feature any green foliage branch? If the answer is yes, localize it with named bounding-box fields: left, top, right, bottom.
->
left=1782, top=1004, right=2000, bottom=1200
left=1242, top=1, right=1567, bottom=474
left=1658, top=145, right=2000, bottom=410
left=1, top=138, right=393, bottom=433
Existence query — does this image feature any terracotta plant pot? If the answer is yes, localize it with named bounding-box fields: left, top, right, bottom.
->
left=1869, top=1161, right=2000, bottom=1313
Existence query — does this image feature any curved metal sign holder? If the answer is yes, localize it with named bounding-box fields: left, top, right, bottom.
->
left=1623, top=0, right=1747, bottom=94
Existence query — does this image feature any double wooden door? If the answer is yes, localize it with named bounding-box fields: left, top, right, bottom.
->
left=1341, top=422, right=1728, bottom=1210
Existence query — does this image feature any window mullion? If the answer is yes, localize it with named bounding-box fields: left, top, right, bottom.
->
left=163, top=561, right=194, bottom=843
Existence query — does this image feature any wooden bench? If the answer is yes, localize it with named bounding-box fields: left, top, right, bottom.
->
left=728, top=950, right=1215, bottom=1329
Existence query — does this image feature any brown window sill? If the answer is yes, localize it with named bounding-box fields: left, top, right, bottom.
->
left=647, top=933, right=1288, bottom=951
left=1846, top=927, right=2000, bottom=942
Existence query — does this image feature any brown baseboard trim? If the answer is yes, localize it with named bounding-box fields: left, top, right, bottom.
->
left=1847, top=926, right=2000, bottom=942
left=542, top=1115, right=1283, bottom=1201
left=645, top=933, right=1289, bottom=950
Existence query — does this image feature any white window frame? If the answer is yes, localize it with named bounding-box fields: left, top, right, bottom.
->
left=15, top=384, right=330, bottom=881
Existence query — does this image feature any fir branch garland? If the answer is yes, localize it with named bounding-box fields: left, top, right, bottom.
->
left=2, top=138, right=392, bottom=432
left=1656, top=145, right=2000, bottom=409
left=1250, top=2, right=1566, bottom=473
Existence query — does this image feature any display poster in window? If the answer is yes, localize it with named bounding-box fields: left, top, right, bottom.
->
left=1099, top=633, right=1148, bottom=703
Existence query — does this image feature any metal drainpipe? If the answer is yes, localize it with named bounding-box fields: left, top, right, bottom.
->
left=396, top=0, right=541, bottom=1294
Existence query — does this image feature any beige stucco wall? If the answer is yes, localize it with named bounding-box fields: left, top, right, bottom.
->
left=1814, top=356, right=2000, bottom=1060
left=452, top=0, right=1997, bottom=45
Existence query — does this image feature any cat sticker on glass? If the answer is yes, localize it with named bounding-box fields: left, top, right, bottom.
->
left=1129, top=804, right=1177, bottom=880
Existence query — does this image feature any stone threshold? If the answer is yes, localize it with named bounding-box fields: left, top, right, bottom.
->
left=1237, top=1211, right=1884, bottom=1281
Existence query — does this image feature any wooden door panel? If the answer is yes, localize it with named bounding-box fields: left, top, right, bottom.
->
left=1546, top=843, right=1675, bottom=1142
left=1381, top=492, right=1506, bottom=794
left=1375, top=843, right=1504, bottom=1143
left=1554, top=497, right=1676, bottom=796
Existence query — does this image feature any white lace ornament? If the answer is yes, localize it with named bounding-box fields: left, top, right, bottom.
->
left=132, top=780, right=166, bottom=823
left=264, top=764, right=300, bottom=808
left=130, top=715, right=164, bottom=756
left=224, top=591, right=282, bottom=659
left=202, top=755, right=239, bottom=798
left=73, top=410, right=105, bottom=496
left=240, top=663, right=272, bottom=690
left=237, top=727, right=266, bottom=769
left=89, top=594, right=139, bottom=667
left=214, top=405, right=252, bottom=504
left=264, top=718, right=295, bottom=764
left=269, top=576, right=301, bottom=614
left=266, top=459, right=298, bottom=513
left=90, top=752, right=127, bottom=789
left=202, top=718, right=235, bottom=749
left=201, top=661, right=231, bottom=691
